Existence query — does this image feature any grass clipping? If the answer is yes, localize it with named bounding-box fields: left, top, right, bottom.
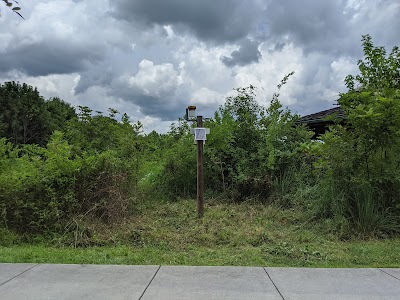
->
left=1, top=198, right=400, bottom=268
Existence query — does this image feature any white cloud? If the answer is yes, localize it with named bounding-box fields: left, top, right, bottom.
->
left=0, top=72, right=79, bottom=104
left=330, top=57, right=358, bottom=88
left=190, top=87, right=225, bottom=107
left=128, top=59, right=180, bottom=98
left=140, top=116, right=175, bottom=133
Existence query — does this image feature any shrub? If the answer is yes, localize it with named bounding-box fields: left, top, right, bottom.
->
left=0, top=132, right=135, bottom=234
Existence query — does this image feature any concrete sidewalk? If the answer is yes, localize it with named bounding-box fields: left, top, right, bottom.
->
left=0, top=264, right=399, bottom=299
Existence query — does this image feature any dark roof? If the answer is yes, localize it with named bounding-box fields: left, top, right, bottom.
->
left=298, top=106, right=345, bottom=124
left=297, top=106, right=346, bottom=138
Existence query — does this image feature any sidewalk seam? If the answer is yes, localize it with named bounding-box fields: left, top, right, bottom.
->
left=138, top=265, right=161, bottom=300
left=263, top=267, right=285, bottom=300
left=0, top=264, right=39, bottom=287
left=379, top=269, right=400, bottom=281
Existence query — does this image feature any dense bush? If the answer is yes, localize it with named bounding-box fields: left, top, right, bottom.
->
left=0, top=134, right=78, bottom=233
left=203, top=82, right=311, bottom=203
left=0, top=110, right=142, bottom=234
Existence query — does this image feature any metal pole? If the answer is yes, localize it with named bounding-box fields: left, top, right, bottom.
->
left=197, top=115, right=204, bottom=218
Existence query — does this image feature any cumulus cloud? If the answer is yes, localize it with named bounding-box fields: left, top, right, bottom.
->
left=127, top=59, right=180, bottom=98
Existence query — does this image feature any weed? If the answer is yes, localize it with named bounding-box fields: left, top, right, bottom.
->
left=1, top=199, right=399, bottom=267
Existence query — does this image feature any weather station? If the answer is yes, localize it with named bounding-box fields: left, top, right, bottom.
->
left=185, top=106, right=210, bottom=218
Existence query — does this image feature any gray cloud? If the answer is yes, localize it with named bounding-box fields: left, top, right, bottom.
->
left=221, top=38, right=262, bottom=67
left=110, top=0, right=265, bottom=43
left=0, top=0, right=113, bottom=77
left=264, top=0, right=400, bottom=57
left=74, top=71, right=113, bottom=95
left=264, top=0, right=351, bottom=54
left=0, top=41, right=103, bottom=77
left=273, top=42, right=286, bottom=52
left=109, top=87, right=188, bottom=120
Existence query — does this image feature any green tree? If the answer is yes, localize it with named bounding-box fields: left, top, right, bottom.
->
left=0, top=82, right=77, bottom=146
left=0, top=82, right=50, bottom=146
left=65, top=106, right=142, bottom=155
left=339, top=35, right=400, bottom=197
left=317, top=35, right=400, bottom=234
left=45, top=97, right=77, bottom=134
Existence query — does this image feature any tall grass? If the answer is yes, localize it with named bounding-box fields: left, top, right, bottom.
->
left=352, top=184, right=400, bottom=236
left=294, top=177, right=400, bottom=236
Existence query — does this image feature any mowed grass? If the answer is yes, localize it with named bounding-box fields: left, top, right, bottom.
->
left=1, top=198, right=399, bottom=267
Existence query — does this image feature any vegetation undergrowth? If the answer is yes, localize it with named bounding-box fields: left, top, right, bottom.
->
left=1, top=198, right=399, bottom=267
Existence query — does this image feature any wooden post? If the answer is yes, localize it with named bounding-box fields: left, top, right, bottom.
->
left=197, top=115, right=204, bottom=218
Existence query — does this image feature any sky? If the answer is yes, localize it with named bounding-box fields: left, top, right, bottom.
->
left=1, top=0, right=399, bottom=133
